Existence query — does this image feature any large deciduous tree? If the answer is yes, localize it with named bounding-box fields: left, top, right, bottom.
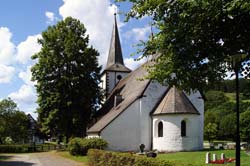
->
left=0, top=98, right=29, bottom=144
left=118, top=0, right=250, bottom=165
left=31, top=17, right=102, bottom=140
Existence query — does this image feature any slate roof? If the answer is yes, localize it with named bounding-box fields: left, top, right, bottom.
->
left=105, top=63, right=131, bottom=72
left=104, top=14, right=131, bottom=72
left=153, top=86, right=200, bottom=115
left=87, top=63, right=151, bottom=134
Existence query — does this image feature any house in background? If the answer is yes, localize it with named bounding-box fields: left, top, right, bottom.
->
left=27, top=114, right=44, bottom=144
left=87, top=14, right=204, bottom=152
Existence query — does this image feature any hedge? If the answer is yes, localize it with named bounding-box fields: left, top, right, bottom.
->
left=87, top=149, right=175, bottom=166
left=0, top=144, right=61, bottom=153
left=68, top=137, right=108, bottom=156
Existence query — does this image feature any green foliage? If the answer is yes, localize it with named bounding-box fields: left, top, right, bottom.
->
left=68, top=137, right=82, bottom=155
left=219, top=113, right=236, bottom=140
left=210, top=79, right=250, bottom=93
left=68, top=137, right=108, bottom=156
left=205, top=91, right=229, bottom=110
left=31, top=17, right=102, bottom=139
left=0, top=145, right=30, bottom=153
left=0, top=98, right=29, bottom=144
left=204, top=90, right=250, bottom=141
left=242, top=81, right=250, bottom=100
left=0, top=144, right=58, bottom=153
left=240, top=110, right=250, bottom=142
left=87, top=149, right=174, bottom=166
left=204, top=123, right=218, bottom=143
left=119, top=0, right=250, bottom=92
left=4, top=137, right=13, bottom=145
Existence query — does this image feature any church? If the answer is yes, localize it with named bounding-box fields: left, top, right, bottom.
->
left=87, top=14, right=204, bottom=152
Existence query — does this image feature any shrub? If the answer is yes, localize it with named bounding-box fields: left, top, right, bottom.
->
left=68, top=137, right=108, bottom=156
left=0, top=145, right=29, bottom=153
left=68, top=137, right=82, bottom=155
left=87, top=149, right=175, bottom=166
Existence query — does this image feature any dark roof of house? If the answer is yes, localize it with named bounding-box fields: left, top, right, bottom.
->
left=153, top=86, right=200, bottom=115
left=87, top=63, right=151, bottom=134
left=104, top=14, right=131, bottom=72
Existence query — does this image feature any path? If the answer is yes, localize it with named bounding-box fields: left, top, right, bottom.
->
left=0, top=152, right=84, bottom=166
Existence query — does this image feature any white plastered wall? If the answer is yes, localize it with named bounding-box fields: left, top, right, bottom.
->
left=153, top=114, right=203, bottom=152
left=153, top=91, right=204, bottom=152
left=186, top=91, right=204, bottom=147
left=100, top=81, right=167, bottom=151
left=100, top=100, right=141, bottom=151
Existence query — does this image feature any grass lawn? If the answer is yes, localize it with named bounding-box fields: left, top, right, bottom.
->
left=158, top=149, right=250, bottom=166
left=56, top=151, right=88, bottom=165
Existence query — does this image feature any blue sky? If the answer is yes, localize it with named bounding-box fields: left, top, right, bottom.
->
left=0, top=0, right=151, bottom=118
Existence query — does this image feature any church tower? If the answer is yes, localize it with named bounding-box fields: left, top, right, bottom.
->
left=101, top=13, right=131, bottom=97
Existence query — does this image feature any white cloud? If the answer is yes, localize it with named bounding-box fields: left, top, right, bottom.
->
left=8, top=84, right=37, bottom=104
left=16, top=34, right=41, bottom=64
left=0, top=27, right=15, bottom=65
left=45, top=11, right=58, bottom=24
left=46, top=11, right=55, bottom=22
left=59, top=0, right=123, bottom=67
left=19, top=66, right=36, bottom=86
left=124, top=56, right=148, bottom=70
left=0, top=64, right=15, bottom=83
left=124, top=26, right=151, bottom=42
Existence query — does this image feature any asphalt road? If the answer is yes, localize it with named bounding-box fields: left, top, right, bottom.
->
left=0, top=152, right=83, bottom=166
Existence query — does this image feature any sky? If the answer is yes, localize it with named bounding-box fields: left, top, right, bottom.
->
left=0, top=0, right=151, bottom=118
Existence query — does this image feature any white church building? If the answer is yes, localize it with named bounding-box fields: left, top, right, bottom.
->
left=87, top=14, right=204, bottom=152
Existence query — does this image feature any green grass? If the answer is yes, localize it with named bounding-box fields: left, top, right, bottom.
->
left=158, top=150, right=250, bottom=166
left=56, top=151, right=88, bottom=165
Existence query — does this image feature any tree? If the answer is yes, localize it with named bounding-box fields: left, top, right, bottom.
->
left=219, top=113, right=236, bottom=141
left=205, top=91, right=229, bottom=110
left=240, top=110, right=250, bottom=143
left=204, top=110, right=219, bottom=127
left=242, top=80, right=250, bottom=100
left=31, top=17, right=102, bottom=141
left=204, top=123, right=218, bottom=143
left=0, top=98, right=29, bottom=144
left=119, top=1, right=250, bottom=165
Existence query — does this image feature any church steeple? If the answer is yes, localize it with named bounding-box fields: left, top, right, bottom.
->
left=101, top=13, right=131, bottom=98
left=105, top=13, right=130, bottom=72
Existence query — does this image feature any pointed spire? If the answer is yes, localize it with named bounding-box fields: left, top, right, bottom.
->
left=105, top=13, right=126, bottom=69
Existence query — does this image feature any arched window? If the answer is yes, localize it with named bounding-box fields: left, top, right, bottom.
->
left=181, top=120, right=186, bottom=137
left=158, top=121, right=163, bottom=137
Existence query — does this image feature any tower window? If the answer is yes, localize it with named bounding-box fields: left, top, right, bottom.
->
left=158, top=121, right=163, bottom=137
left=181, top=120, right=186, bottom=137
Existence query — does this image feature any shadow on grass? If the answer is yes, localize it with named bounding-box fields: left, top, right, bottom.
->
left=0, top=155, right=35, bottom=166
